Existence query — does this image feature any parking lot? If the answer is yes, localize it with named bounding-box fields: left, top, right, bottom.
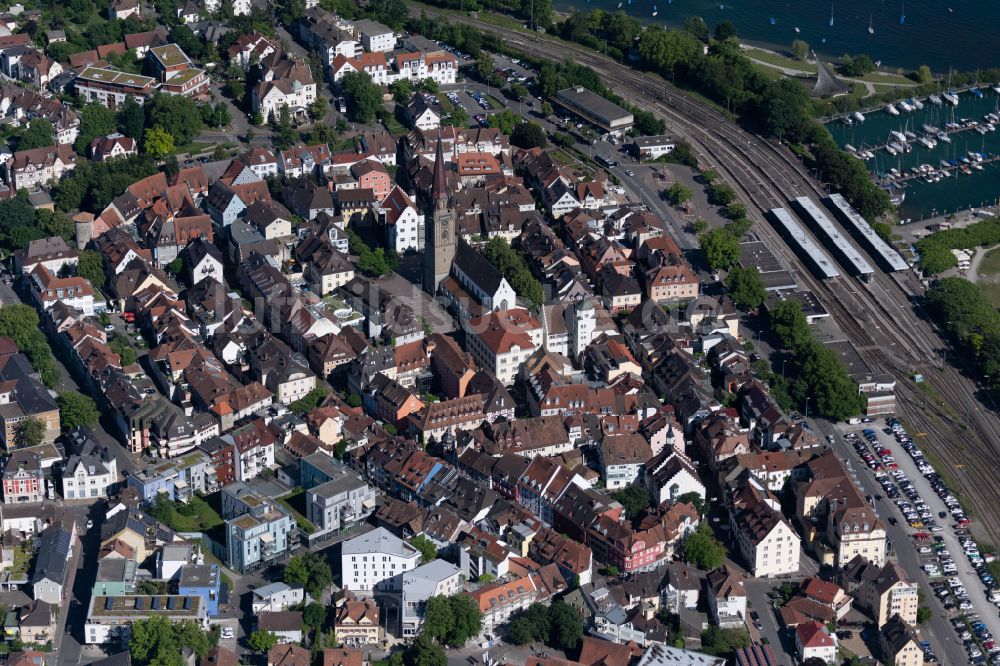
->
left=836, top=418, right=1000, bottom=664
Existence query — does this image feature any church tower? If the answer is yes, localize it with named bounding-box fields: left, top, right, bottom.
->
left=423, top=137, right=456, bottom=295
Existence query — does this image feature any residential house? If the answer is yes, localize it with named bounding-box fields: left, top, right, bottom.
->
left=334, top=597, right=380, bottom=645
left=880, top=615, right=923, bottom=666
left=252, top=582, right=305, bottom=613
left=400, top=559, right=462, bottom=638
left=706, top=567, right=746, bottom=628
left=258, top=611, right=304, bottom=644
left=6, top=144, right=76, bottom=190
left=794, top=621, right=837, bottom=664
left=32, top=522, right=76, bottom=604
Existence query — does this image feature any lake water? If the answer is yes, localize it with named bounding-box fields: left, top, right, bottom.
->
left=554, top=0, right=1000, bottom=72
left=827, top=89, right=1000, bottom=221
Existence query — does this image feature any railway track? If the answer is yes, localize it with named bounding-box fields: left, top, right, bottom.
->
left=433, top=13, right=1000, bottom=541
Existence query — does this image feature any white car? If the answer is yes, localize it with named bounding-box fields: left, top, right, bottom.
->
left=220, top=627, right=234, bottom=639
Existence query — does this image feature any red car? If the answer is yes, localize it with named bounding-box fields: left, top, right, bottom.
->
left=912, top=532, right=931, bottom=541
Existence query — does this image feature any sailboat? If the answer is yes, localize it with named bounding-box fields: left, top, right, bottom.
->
left=868, top=14, right=875, bottom=34
left=829, top=2, right=834, bottom=27
left=652, top=4, right=657, bottom=15
left=794, top=26, right=800, bottom=33
left=899, top=0, right=905, bottom=24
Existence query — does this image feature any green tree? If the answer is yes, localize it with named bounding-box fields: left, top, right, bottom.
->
left=676, top=491, right=704, bottom=515
left=75, top=104, right=118, bottom=154
left=769, top=299, right=811, bottom=350
left=666, top=182, right=692, bottom=205
left=421, top=596, right=453, bottom=644
left=840, top=53, right=875, bottom=77
left=57, top=391, right=101, bottom=430
left=77, top=250, right=107, bottom=290
left=389, top=79, right=413, bottom=106
left=303, top=602, right=328, bottom=630
left=224, top=78, right=245, bottom=102
left=547, top=603, right=582, bottom=650
left=410, top=535, right=437, bottom=564
left=917, top=64, right=933, bottom=83
left=443, top=105, right=469, bottom=128
left=289, top=385, right=330, bottom=415
left=488, top=109, right=520, bottom=135
left=682, top=522, right=726, bottom=570
left=144, top=126, right=175, bottom=158
left=612, top=485, right=652, bottom=522
left=511, top=121, right=547, bottom=149
left=700, top=626, right=750, bottom=657
left=130, top=617, right=216, bottom=665
left=683, top=16, right=709, bottom=41
left=0, top=305, right=59, bottom=387
left=118, top=96, right=146, bottom=140
left=110, top=335, right=139, bottom=366
left=480, top=236, right=543, bottom=308
left=19, top=119, right=55, bottom=150
left=791, top=39, right=809, bottom=61
left=917, top=605, right=932, bottom=623
left=18, top=418, right=44, bottom=447
left=410, top=635, right=446, bottom=666
left=507, top=617, right=536, bottom=645
left=283, top=552, right=333, bottom=598
left=145, top=93, right=204, bottom=145
left=699, top=227, right=740, bottom=271
left=474, top=52, right=495, bottom=82
left=342, top=71, right=383, bottom=124
left=309, top=97, right=328, bottom=121
left=714, top=20, right=737, bottom=41
left=247, top=630, right=278, bottom=653
left=37, top=209, right=74, bottom=241
left=725, top=266, right=766, bottom=310
left=445, top=594, right=482, bottom=647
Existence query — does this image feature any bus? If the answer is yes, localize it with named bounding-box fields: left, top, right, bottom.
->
left=595, top=154, right=618, bottom=168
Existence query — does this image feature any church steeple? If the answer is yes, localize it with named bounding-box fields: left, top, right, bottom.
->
left=423, top=135, right=457, bottom=296
left=431, top=136, right=448, bottom=210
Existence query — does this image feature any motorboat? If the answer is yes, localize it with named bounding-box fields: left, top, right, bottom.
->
left=885, top=103, right=900, bottom=116
left=854, top=111, right=865, bottom=122
left=929, top=94, right=943, bottom=105
left=843, top=116, right=853, bottom=125
left=899, top=100, right=913, bottom=112
left=943, top=91, right=960, bottom=105
left=937, top=132, right=951, bottom=143
left=891, top=130, right=907, bottom=143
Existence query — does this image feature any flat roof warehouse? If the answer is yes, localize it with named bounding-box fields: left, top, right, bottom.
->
left=553, top=86, right=633, bottom=134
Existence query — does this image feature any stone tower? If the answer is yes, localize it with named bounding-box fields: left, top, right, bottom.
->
left=422, top=137, right=456, bottom=295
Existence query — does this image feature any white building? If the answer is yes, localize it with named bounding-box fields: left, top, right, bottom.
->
left=353, top=19, right=395, bottom=52
left=251, top=582, right=305, bottom=613
left=600, top=434, right=652, bottom=491
left=452, top=243, right=517, bottom=312
left=380, top=187, right=424, bottom=254
left=394, top=51, right=458, bottom=86
left=795, top=621, right=838, bottom=664
left=730, top=475, right=801, bottom=578
left=466, top=309, right=541, bottom=386
left=645, top=450, right=705, bottom=506
left=706, top=568, right=746, bottom=628
left=632, top=135, right=677, bottom=160
left=341, top=527, right=421, bottom=594
left=400, top=559, right=462, bottom=638
left=61, top=442, right=118, bottom=500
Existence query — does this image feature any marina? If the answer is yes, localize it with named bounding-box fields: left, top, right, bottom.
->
left=828, top=88, right=1000, bottom=221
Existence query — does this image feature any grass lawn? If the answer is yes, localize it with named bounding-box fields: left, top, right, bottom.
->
left=381, top=112, right=407, bottom=136
left=978, top=247, right=1000, bottom=277
left=277, top=489, right=316, bottom=534
left=977, top=281, right=1000, bottom=308
left=10, top=543, right=31, bottom=577
left=861, top=71, right=917, bottom=86
left=150, top=495, right=223, bottom=533
left=483, top=93, right=506, bottom=110
left=744, top=47, right=817, bottom=73
left=176, top=142, right=216, bottom=156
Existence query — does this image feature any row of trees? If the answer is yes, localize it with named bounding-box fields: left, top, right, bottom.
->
left=130, top=617, right=217, bottom=666
left=283, top=552, right=333, bottom=598
left=481, top=237, right=544, bottom=308
left=506, top=602, right=583, bottom=650
left=769, top=300, right=866, bottom=420
left=925, top=278, right=1000, bottom=386
left=422, top=595, right=483, bottom=647
left=914, top=216, right=1000, bottom=274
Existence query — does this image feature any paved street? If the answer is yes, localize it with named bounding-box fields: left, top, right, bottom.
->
left=815, top=420, right=971, bottom=665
